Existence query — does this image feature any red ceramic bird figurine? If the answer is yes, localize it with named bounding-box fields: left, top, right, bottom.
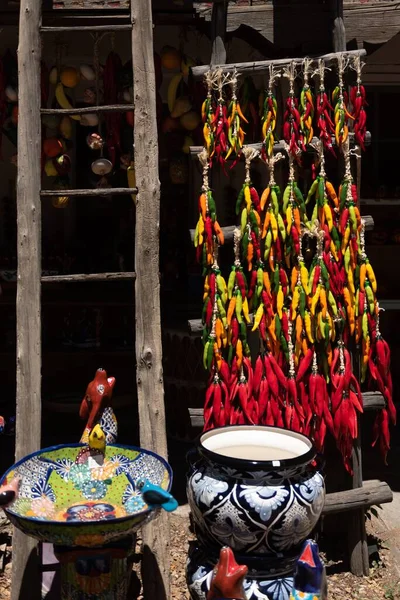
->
left=0, top=477, right=20, bottom=508
left=207, top=547, right=248, bottom=600
left=79, top=368, right=117, bottom=445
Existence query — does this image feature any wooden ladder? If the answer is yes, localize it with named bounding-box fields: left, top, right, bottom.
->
left=187, top=0, right=393, bottom=578
left=14, top=2, right=169, bottom=599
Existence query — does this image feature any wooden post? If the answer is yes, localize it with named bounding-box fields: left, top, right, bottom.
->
left=331, top=0, right=369, bottom=577
left=12, top=1, right=43, bottom=599
left=210, top=0, right=227, bottom=66
left=131, top=1, right=170, bottom=599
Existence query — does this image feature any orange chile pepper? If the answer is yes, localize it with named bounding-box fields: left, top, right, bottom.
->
left=227, top=297, right=236, bottom=325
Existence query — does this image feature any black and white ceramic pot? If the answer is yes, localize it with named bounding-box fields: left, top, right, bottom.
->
left=186, top=425, right=325, bottom=558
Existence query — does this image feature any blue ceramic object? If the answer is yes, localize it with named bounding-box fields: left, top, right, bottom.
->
left=0, top=443, right=173, bottom=548
left=187, top=426, right=325, bottom=557
left=290, top=539, right=327, bottom=599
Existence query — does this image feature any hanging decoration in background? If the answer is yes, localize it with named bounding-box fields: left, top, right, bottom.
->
left=261, top=65, right=280, bottom=161
left=194, top=53, right=395, bottom=473
left=350, top=55, right=367, bottom=150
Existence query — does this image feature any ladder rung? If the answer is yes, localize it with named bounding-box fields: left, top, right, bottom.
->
left=41, top=188, right=138, bottom=198
left=41, top=272, right=136, bottom=283
left=41, top=105, right=134, bottom=116
left=40, top=25, right=132, bottom=33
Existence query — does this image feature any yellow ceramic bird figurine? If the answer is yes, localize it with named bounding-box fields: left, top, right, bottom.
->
left=88, top=424, right=106, bottom=453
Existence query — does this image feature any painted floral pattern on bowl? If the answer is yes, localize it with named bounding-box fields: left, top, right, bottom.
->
left=0, top=443, right=172, bottom=547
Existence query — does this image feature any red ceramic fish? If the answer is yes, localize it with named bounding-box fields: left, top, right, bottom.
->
left=207, top=547, right=248, bottom=600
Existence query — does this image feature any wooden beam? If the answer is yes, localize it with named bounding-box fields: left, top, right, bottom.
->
left=40, top=24, right=132, bottom=32
left=190, top=132, right=371, bottom=157
left=188, top=215, right=374, bottom=246
left=210, top=0, right=227, bottom=66
left=131, top=0, right=170, bottom=599
left=13, top=1, right=42, bottom=599
left=331, top=0, right=346, bottom=52
left=41, top=187, right=138, bottom=197
left=41, top=104, right=134, bottom=115
left=191, top=49, right=366, bottom=79
left=195, top=2, right=400, bottom=48
left=41, top=272, right=136, bottom=283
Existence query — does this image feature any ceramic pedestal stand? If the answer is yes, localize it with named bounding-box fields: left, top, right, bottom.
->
left=54, top=536, right=135, bottom=600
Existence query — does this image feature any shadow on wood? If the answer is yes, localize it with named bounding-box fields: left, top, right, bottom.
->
left=141, top=542, right=168, bottom=600
left=12, top=531, right=41, bottom=600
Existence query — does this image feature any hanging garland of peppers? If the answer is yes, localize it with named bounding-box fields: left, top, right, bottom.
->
left=194, top=55, right=394, bottom=473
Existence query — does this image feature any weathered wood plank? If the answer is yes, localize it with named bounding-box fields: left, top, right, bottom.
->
left=210, top=0, right=227, bottom=66
left=188, top=216, right=374, bottom=246
left=196, top=2, right=400, bottom=48
left=41, top=24, right=132, bottom=32
left=323, top=481, right=393, bottom=515
left=41, top=187, right=138, bottom=197
left=13, top=1, right=43, bottom=599
left=131, top=0, right=170, bottom=598
left=41, top=104, right=134, bottom=115
left=41, top=272, right=136, bottom=283
left=191, top=49, right=366, bottom=79
left=190, top=132, right=371, bottom=158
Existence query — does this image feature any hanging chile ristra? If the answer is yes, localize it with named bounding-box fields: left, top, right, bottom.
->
left=299, top=58, right=314, bottom=149
left=194, top=150, right=225, bottom=269
left=332, top=54, right=354, bottom=147
left=225, top=69, right=247, bottom=161
left=313, top=59, right=335, bottom=155
left=350, top=55, right=367, bottom=151
left=283, top=61, right=302, bottom=159
left=261, top=65, right=280, bottom=161
left=202, top=70, right=215, bottom=158
left=235, top=146, right=262, bottom=273
left=306, top=141, right=340, bottom=260
left=330, top=339, right=364, bottom=474
left=282, top=149, right=308, bottom=266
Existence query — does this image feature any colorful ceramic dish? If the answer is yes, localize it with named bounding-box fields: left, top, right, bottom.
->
left=1, top=443, right=172, bottom=548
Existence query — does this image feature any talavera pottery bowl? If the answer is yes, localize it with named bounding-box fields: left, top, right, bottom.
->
left=1, top=443, right=172, bottom=548
left=187, top=425, right=325, bottom=557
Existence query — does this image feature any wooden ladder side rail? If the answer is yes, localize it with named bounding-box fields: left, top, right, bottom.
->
left=131, top=0, right=170, bottom=598
left=13, top=1, right=43, bottom=599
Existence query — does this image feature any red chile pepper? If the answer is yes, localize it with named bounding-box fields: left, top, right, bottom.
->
left=250, top=187, right=260, bottom=210
left=259, top=313, right=267, bottom=341
left=212, top=382, right=222, bottom=426
left=237, top=382, right=255, bottom=424
left=268, top=354, right=288, bottom=390
left=291, top=226, right=300, bottom=253
left=281, top=311, right=289, bottom=340
left=236, top=271, right=247, bottom=300
left=231, top=317, right=239, bottom=346
left=243, top=357, right=254, bottom=394
left=340, top=207, right=349, bottom=234
left=253, top=355, right=264, bottom=397
left=296, top=348, right=314, bottom=382
left=205, top=298, right=213, bottom=326
left=264, top=355, right=279, bottom=397
left=258, top=378, right=269, bottom=418
left=221, top=380, right=230, bottom=425
left=248, top=269, right=258, bottom=300
left=219, top=359, right=231, bottom=388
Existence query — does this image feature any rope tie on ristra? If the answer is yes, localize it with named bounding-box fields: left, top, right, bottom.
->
left=198, top=148, right=210, bottom=197
left=266, top=151, right=284, bottom=188
left=242, top=145, right=259, bottom=185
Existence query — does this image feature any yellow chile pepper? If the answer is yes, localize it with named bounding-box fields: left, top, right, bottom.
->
left=227, top=270, right=236, bottom=299
left=286, top=206, right=293, bottom=236
left=227, top=297, right=236, bottom=325
left=295, top=340, right=302, bottom=363
left=343, top=287, right=351, bottom=312
left=253, top=209, right=261, bottom=226
left=355, top=289, right=359, bottom=317
left=262, top=211, right=271, bottom=239
left=323, top=204, right=333, bottom=231
left=362, top=311, right=369, bottom=341
left=263, top=271, right=271, bottom=294
left=365, top=285, right=375, bottom=314
left=260, top=187, right=270, bottom=211
left=252, top=304, right=264, bottom=331
left=194, top=220, right=199, bottom=248
left=199, top=193, right=207, bottom=221
left=366, top=262, right=377, bottom=293
left=270, top=213, right=278, bottom=242
left=302, top=337, right=308, bottom=357
left=319, top=287, right=327, bottom=319
left=300, top=265, right=309, bottom=295
left=310, top=284, right=321, bottom=316
left=341, top=225, right=351, bottom=254
left=304, top=311, right=314, bottom=343
left=235, top=292, right=243, bottom=323
left=325, top=181, right=338, bottom=207
left=277, top=285, right=284, bottom=319
left=347, top=267, right=355, bottom=295
left=236, top=339, right=243, bottom=370
left=328, top=290, right=338, bottom=316
left=277, top=213, right=286, bottom=241
left=318, top=313, right=325, bottom=340
left=244, top=185, right=251, bottom=211
left=296, top=314, right=303, bottom=344
left=330, top=241, right=338, bottom=261
left=241, top=208, right=248, bottom=235
left=359, top=263, right=366, bottom=292
left=344, top=247, right=351, bottom=273
left=268, top=316, right=277, bottom=342
left=242, top=296, right=251, bottom=324
left=264, top=230, right=272, bottom=261
left=291, top=267, right=299, bottom=294
left=291, top=287, right=300, bottom=321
